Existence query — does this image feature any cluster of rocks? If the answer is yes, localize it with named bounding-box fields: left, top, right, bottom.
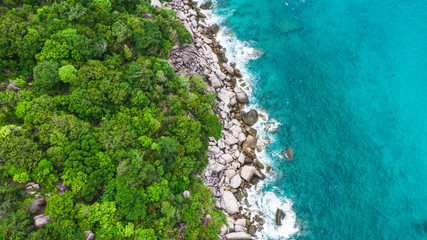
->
left=163, top=1, right=272, bottom=239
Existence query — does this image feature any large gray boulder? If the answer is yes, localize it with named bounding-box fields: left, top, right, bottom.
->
left=242, top=109, right=258, bottom=126
left=222, top=191, right=239, bottom=214
left=225, top=232, right=252, bottom=240
left=240, top=166, right=256, bottom=182
left=211, top=23, right=220, bottom=34
left=234, top=87, right=249, bottom=103
left=200, top=1, right=213, bottom=9
left=34, top=214, right=51, bottom=228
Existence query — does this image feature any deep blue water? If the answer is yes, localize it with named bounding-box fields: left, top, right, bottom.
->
left=208, top=0, right=427, bottom=239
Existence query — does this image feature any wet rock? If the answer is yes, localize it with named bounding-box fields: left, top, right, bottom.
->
left=285, top=147, right=294, bottom=161
left=243, top=135, right=257, bottom=149
left=225, top=232, right=252, bottom=240
left=266, top=165, right=272, bottom=173
left=242, top=109, right=258, bottom=126
left=248, top=225, right=257, bottom=236
left=34, top=214, right=51, bottom=228
left=254, top=170, right=266, bottom=180
left=141, top=13, right=154, bottom=20
left=234, top=69, right=242, bottom=78
left=275, top=208, right=286, bottom=226
left=248, top=127, right=257, bottom=136
left=200, top=1, right=213, bottom=9
left=211, top=23, right=220, bottom=34
left=254, top=159, right=264, bottom=169
left=222, top=191, right=239, bottom=214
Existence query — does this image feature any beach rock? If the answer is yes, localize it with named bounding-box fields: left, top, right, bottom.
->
left=34, top=214, right=51, bottom=228
left=230, top=175, right=242, bottom=189
left=84, top=230, right=94, bottom=240
left=234, top=69, right=243, bottom=78
left=242, top=109, right=258, bottom=126
left=141, top=13, right=154, bottom=20
left=220, top=224, right=228, bottom=235
left=243, top=135, right=257, bottom=149
left=254, top=159, right=264, bottom=169
left=225, top=232, right=252, bottom=240
left=248, top=225, right=257, bottom=236
left=275, top=208, right=286, bottom=226
left=225, top=169, right=236, bottom=179
left=254, top=170, right=266, bottom=180
left=223, top=64, right=234, bottom=75
left=221, top=153, right=234, bottom=163
left=234, top=87, right=249, bottom=103
left=285, top=147, right=294, bottom=161
left=211, top=23, right=220, bottom=34
left=240, top=166, right=256, bottom=182
left=266, top=165, right=272, bottom=173
left=150, top=0, right=162, bottom=8
left=224, top=134, right=239, bottom=145
left=234, top=225, right=246, bottom=232
left=235, top=219, right=246, bottom=227
left=222, top=191, right=239, bottom=214
left=200, top=1, right=213, bottom=9
left=211, top=163, right=225, bottom=174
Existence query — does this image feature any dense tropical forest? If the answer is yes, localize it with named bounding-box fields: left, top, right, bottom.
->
left=0, top=0, right=226, bottom=239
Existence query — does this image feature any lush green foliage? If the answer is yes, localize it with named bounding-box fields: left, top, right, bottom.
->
left=0, top=1, right=224, bottom=239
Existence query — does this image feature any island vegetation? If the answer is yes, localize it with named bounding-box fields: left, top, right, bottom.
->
left=0, top=0, right=225, bottom=239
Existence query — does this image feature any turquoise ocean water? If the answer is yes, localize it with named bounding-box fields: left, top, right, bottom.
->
left=201, top=0, right=427, bottom=239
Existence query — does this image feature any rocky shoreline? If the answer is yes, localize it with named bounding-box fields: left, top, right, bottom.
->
left=163, top=0, right=274, bottom=239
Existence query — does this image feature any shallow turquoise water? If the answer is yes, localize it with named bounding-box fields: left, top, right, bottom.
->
left=210, top=0, right=427, bottom=239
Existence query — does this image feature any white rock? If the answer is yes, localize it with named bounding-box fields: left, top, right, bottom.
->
left=188, top=9, right=197, bottom=16
left=220, top=224, right=228, bottom=235
left=238, top=154, right=245, bottom=164
left=230, top=175, right=242, bottom=189
left=150, top=0, right=162, bottom=8
left=238, top=132, right=246, bottom=142
left=225, top=170, right=236, bottom=179
left=240, top=166, right=256, bottom=182
left=224, top=133, right=238, bottom=145
left=235, top=219, right=246, bottom=227
left=234, top=225, right=246, bottom=233
left=34, top=215, right=51, bottom=228
left=225, top=232, right=252, bottom=240
left=222, top=191, right=239, bottom=214
left=223, top=64, right=234, bottom=75
left=209, top=146, right=221, bottom=154
left=221, top=153, right=234, bottom=163
left=211, top=163, right=225, bottom=174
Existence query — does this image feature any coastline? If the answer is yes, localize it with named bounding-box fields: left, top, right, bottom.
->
left=164, top=0, right=272, bottom=239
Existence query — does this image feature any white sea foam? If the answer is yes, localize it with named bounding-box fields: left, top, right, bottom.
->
left=196, top=1, right=300, bottom=239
